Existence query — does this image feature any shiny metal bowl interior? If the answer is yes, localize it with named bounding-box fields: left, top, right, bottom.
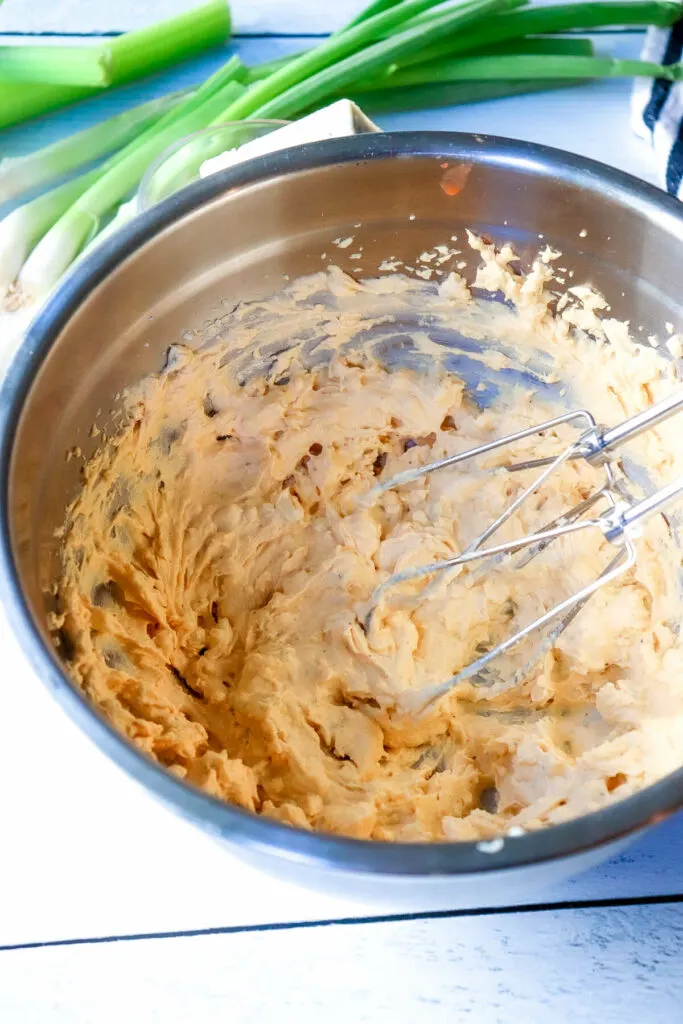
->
left=2, top=132, right=683, bottom=884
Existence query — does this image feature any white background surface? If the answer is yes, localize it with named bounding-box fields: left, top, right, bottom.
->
left=4, top=0, right=363, bottom=34
left=4, top=903, right=683, bottom=1023
left=0, top=1, right=681, bottom=1020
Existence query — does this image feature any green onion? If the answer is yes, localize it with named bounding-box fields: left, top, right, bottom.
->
left=359, top=52, right=683, bottom=91
left=354, top=76, right=583, bottom=113
left=76, top=199, right=138, bottom=264
left=0, top=169, right=100, bottom=290
left=0, top=83, right=94, bottom=132
left=0, top=92, right=185, bottom=204
left=0, top=0, right=232, bottom=86
left=218, top=0, right=519, bottom=123
left=396, top=1, right=683, bottom=68
left=0, top=46, right=112, bottom=88
left=242, top=25, right=594, bottom=86
left=18, top=68, right=245, bottom=297
left=342, top=0, right=408, bottom=30
left=471, top=37, right=596, bottom=57
left=402, top=0, right=680, bottom=31
left=246, top=14, right=405, bottom=85
left=0, top=0, right=231, bottom=130
left=334, top=37, right=595, bottom=109
left=244, top=38, right=593, bottom=87
left=245, top=0, right=677, bottom=83
left=105, top=0, right=232, bottom=87
left=211, top=0, right=458, bottom=122
left=244, top=57, right=292, bottom=85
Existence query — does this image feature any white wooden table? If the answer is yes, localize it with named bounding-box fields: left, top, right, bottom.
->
left=1, top=3, right=682, bottom=1020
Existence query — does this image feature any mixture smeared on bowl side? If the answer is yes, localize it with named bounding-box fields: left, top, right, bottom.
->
left=51, top=236, right=683, bottom=841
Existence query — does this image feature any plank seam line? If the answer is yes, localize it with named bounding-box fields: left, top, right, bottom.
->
left=0, top=28, right=646, bottom=39
left=3, top=892, right=683, bottom=954
left=0, top=31, right=331, bottom=39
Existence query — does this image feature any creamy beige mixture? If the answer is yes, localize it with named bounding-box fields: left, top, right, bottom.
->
left=53, top=238, right=683, bottom=841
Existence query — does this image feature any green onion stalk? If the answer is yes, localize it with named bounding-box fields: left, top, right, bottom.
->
left=16, top=61, right=245, bottom=297
left=0, top=170, right=101, bottom=290
left=245, top=0, right=682, bottom=82
left=0, top=0, right=231, bottom=127
left=0, top=92, right=185, bottom=204
left=357, top=52, right=683, bottom=91
left=217, top=0, right=522, bottom=123
left=395, top=0, right=683, bottom=68
left=0, top=83, right=94, bottom=132
left=0, top=0, right=231, bottom=86
left=353, top=75, right=585, bottom=113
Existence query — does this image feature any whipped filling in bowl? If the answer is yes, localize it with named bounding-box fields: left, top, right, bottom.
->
left=51, top=235, right=683, bottom=842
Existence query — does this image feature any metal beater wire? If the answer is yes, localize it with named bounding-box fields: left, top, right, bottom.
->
left=360, top=388, right=683, bottom=711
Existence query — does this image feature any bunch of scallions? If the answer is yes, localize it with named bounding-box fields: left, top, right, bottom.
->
left=1, top=0, right=682, bottom=304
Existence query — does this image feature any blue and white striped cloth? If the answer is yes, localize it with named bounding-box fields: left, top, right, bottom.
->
left=632, top=21, right=683, bottom=198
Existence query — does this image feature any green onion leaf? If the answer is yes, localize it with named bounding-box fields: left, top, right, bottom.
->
left=219, top=0, right=520, bottom=123
left=353, top=76, right=583, bottom=112
left=212, top=0, right=459, bottom=122
left=76, top=199, right=138, bottom=264
left=0, top=46, right=111, bottom=88
left=0, top=0, right=232, bottom=87
left=105, top=0, right=232, bottom=87
left=397, top=1, right=683, bottom=68
left=0, top=92, right=185, bottom=204
left=341, top=0, right=409, bottom=30
left=470, top=37, right=596, bottom=57
left=0, top=83, right=94, bottom=132
left=243, top=0, right=679, bottom=83
left=359, top=52, right=683, bottom=91
left=18, top=71, right=245, bottom=297
left=0, top=169, right=100, bottom=290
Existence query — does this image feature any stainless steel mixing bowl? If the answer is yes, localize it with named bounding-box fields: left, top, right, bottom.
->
left=1, top=132, right=682, bottom=907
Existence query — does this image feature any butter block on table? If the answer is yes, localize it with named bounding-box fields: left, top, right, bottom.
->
left=200, top=99, right=381, bottom=177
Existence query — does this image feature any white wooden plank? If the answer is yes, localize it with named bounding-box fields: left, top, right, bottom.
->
left=0, top=0, right=639, bottom=34
left=0, top=0, right=363, bottom=35
left=2, top=902, right=683, bottom=1023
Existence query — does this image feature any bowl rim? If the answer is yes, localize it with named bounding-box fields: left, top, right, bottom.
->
left=2, top=129, right=682, bottom=877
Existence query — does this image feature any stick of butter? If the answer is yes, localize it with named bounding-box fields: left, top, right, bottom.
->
left=200, top=99, right=381, bottom=179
